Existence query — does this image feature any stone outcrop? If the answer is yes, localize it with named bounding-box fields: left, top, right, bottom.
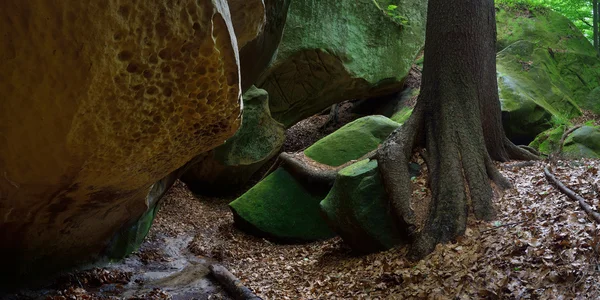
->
left=181, top=86, right=285, bottom=195
left=0, top=0, right=244, bottom=281
left=496, top=7, right=600, bottom=143
left=258, top=0, right=427, bottom=127
left=530, top=125, right=600, bottom=158
left=230, top=116, right=400, bottom=242
left=320, top=159, right=405, bottom=253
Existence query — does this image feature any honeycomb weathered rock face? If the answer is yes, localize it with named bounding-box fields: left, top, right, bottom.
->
left=0, top=0, right=241, bottom=279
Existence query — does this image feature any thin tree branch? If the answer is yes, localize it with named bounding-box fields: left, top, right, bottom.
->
left=544, top=166, right=600, bottom=223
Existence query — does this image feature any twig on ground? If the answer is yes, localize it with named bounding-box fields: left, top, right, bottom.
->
left=209, top=264, right=262, bottom=300
left=260, top=156, right=282, bottom=181
left=481, top=220, right=530, bottom=233
left=544, top=166, right=600, bottom=223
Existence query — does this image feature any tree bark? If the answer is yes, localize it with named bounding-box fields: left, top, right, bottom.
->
left=594, top=0, right=599, bottom=53
left=378, top=0, right=528, bottom=260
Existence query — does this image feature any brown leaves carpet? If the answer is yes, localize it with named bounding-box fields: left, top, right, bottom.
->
left=147, top=158, right=600, bottom=299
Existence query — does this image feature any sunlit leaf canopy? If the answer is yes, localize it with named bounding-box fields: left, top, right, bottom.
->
left=496, top=0, right=596, bottom=42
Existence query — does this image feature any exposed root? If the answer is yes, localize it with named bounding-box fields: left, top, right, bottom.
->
left=279, top=150, right=379, bottom=193
left=485, top=156, right=512, bottom=190
left=377, top=107, right=424, bottom=236
left=504, top=137, right=541, bottom=161
left=557, top=125, right=582, bottom=155
left=518, top=145, right=541, bottom=157
left=544, top=166, right=600, bottom=223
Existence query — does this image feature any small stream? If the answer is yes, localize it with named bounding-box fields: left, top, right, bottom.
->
left=10, top=234, right=230, bottom=299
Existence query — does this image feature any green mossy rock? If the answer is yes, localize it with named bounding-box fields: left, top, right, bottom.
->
left=304, top=116, right=400, bottom=167
left=496, top=41, right=582, bottom=142
left=320, top=159, right=404, bottom=253
left=229, top=168, right=335, bottom=241
left=496, top=7, right=600, bottom=142
left=529, top=125, right=566, bottom=155
left=181, top=87, right=285, bottom=195
left=258, top=0, right=427, bottom=127
left=530, top=125, right=600, bottom=158
left=563, top=126, right=600, bottom=158
left=390, top=106, right=413, bottom=124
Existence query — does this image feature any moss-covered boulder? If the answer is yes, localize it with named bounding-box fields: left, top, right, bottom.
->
left=496, top=41, right=582, bottom=142
left=530, top=125, right=600, bottom=158
left=181, top=86, right=285, bottom=195
left=495, top=7, right=600, bottom=143
left=304, top=116, right=400, bottom=167
left=230, top=116, right=400, bottom=241
left=529, top=125, right=567, bottom=155
left=0, top=0, right=245, bottom=281
left=229, top=168, right=335, bottom=241
left=321, top=159, right=405, bottom=253
left=258, top=0, right=427, bottom=127
left=563, top=126, right=600, bottom=158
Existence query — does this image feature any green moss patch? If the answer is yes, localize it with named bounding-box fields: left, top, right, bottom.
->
left=304, top=116, right=400, bottom=167
left=320, top=159, right=405, bottom=253
left=563, top=126, right=600, bottom=158
left=229, top=168, right=335, bottom=241
left=529, top=125, right=566, bottom=155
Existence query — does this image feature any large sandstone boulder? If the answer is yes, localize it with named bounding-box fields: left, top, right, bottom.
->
left=181, top=86, right=285, bottom=195
left=304, top=116, right=401, bottom=166
left=530, top=125, right=600, bottom=158
left=496, top=7, right=600, bottom=143
left=228, top=0, right=266, bottom=49
left=0, top=0, right=244, bottom=281
left=320, top=159, right=405, bottom=253
left=258, top=0, right=427, bottom=127
left=179, top=0, right=291, bottom=196
left=229, top=116, right=400, bottom=241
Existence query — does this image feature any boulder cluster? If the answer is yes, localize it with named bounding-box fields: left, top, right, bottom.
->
left=1, top=0, right=598, bottom=283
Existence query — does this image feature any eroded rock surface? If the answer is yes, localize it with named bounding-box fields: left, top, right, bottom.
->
left=496, top=7, right=600, bottom=143
left=0, top=0, right=242, bottom=281
left=258, top=0, right=427, bottom=127
left=182, top=86, right=285, bottom=195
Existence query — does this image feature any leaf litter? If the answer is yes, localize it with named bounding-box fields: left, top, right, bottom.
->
left=176, top=158, right=600, bottom=299
left=14, top=158, right=599, bottom=299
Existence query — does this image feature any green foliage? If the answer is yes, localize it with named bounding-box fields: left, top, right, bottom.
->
left=548, top=114, right=573, bottom=127
left=386, top=4, right=410, bottom=27
left=496, top=0, right=596, bottom=42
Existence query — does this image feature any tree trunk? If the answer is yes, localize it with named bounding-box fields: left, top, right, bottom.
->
left=594, top=0, right=599, bottom=53
left=377, top=0, right=534, bottom=260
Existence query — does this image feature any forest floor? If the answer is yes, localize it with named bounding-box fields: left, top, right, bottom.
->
left=10, top=64, right=600, bottom=299
left=17, top=110, right=600, bottom=299
left=154, top=159, right=600, bottom=299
